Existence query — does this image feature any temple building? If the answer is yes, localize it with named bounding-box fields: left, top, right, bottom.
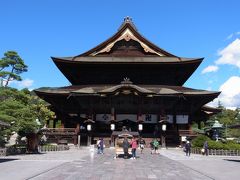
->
left=35, top=17, right=220, bottom=146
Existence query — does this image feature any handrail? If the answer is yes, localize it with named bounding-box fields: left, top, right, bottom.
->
left=41, top=128, right=77, bottom=135
left=179, top=130, right=197, bottom=136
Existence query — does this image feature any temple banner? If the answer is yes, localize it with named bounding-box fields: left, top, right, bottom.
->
left=142, top=114, right=157, bottom=123
left=176, top=115, right=188, bottom=124
left=167, top=115, right=173, bottom=123
left=116, top=114, right=137, bottom=122
left=96, top=114, right=111, bottom=122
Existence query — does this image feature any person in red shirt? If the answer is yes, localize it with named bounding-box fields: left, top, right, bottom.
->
left=130, top=137, right=138, bottom=159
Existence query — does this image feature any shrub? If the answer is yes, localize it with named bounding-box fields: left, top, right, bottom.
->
left=192, top=135, right=211, bottom=148
left=208, top=141, right=224, bottom=149
left=223, top=141, right=240, bottom=150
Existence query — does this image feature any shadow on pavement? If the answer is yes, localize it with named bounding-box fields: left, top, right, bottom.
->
left=0, top=158, right=18, bottom=163
left=224, top=159, right=240, bottom=163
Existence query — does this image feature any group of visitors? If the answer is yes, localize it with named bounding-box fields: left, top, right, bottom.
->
left=123, top=137, right=140, bottom=159
left=183, top=140, right=209, bottom=156
left=97, top=137, right=209, bottom=158
left=97, top=137, right=163, bottom=159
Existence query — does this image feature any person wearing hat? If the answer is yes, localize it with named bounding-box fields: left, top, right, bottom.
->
left=185, top=141, right=191, bottom=156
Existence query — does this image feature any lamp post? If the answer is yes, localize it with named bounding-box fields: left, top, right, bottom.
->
left=212, top=120, right=223, bottom=141
left=84, top=118, right=95, bottom=146
left=138, top=123, right=143, bottom=131
left=137, top=114, right=144, bottom=137
left=109, top=121, right=115, bottom=147
left=159, top=118, right=167, bottom=148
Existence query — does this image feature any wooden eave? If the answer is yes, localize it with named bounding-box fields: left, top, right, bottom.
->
left=34, top=85, right=220, bottom=97
left=201, top=105, right=222, bottom=114
left=52, top=56, right=203, bottom=64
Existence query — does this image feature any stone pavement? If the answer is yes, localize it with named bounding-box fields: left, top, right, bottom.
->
left=160, top=148, right=240, bottom=180
left=0, top=147, right=240, bottom=180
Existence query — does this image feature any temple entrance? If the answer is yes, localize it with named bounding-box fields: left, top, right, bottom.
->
left=116, top=119, right=137, bottom=132
left=79, top=133, right=88, bottom=146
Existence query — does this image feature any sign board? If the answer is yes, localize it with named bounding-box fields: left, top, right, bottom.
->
left=143, top=114, right=157, bottom=123
left=181, top=136, right=187, bottom=142
left=176, top=115, right=188, bottom=124
left=96, top=114, right=111, bottom=122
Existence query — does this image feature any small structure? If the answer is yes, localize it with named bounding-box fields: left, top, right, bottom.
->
left=112, top=131, right=139, bottom=158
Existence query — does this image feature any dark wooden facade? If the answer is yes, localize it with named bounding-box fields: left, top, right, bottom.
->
left=35, top=17, right=220, bottom=146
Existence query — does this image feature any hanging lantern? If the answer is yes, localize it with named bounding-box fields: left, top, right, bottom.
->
left=110, top=123, right=115, bottom=131
left=162, top=124, right=167, bottom=131
left=138, top=123, right=143, bottom=131
left=87, top=124, right=92, bottom=131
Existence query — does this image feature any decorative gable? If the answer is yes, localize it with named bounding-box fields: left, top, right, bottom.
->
left=90, top=28, right=164, bottom=56
left=76, top=17, right=176, bottom=58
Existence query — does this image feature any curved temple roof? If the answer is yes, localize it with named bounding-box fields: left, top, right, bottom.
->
left=51, top=17, right=204, bottom=86
left=35, top=81, right=220, bottom=98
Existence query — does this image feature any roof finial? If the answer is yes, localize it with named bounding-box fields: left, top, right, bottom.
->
left=121, top=77, right=133, bottom=85
left=124, top=16, right=132, bottom=23
left=118, top=16, right=137, bottom=31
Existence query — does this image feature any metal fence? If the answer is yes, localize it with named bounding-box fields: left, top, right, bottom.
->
left=191, top=148, right=240, bottom=156
left=38, top=145, right=69, bottom=152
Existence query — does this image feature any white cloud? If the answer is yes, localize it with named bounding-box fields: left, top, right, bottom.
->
left=209, top=76, right=240, bottom=108
left=226, top=33, right=233, bottom=40
left=215, top=38, right=240, bottom=68
left=226, top=32, right=240, bottom=40
left=14, top=78, right=34, bottom=88
left=201, top=65, right=219, bottom=74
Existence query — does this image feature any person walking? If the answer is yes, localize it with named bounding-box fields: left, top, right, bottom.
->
left=97, top=138, right=101, bottom=154
left=130, top=137, right=138, bottom=159
left=139, top=137, right=146, bottom=154
left=99, top=138, right=104, bottom=154
left=123, top=137, right=129, bottom=159
left=185, top=141, right=191, bottom=156
left=151, top=138, right=159, bottom=154
left=203, top=140, right=208, bottom=156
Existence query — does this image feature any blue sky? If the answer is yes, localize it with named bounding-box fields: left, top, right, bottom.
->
left=1, top=0, right=240, bottom=108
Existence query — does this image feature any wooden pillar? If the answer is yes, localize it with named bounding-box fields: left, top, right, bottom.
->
left=73, top=135, right=77, bottom=145
left=76, top=123, right=80, bottom=133
left=53, top=119, right=57, bottom=128
left=61, top=120, right=65, bottom=128
left=111, top=107, right=115, bottom=120
left=46, top=120, right=50, bottom=128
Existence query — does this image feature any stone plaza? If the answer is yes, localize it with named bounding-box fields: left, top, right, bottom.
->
left=0, top=147, right=239, bottom=180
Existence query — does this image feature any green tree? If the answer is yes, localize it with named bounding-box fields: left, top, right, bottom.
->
left=204, top=105, right=240, bottom=139
left=0, top=87, right=55, bottom=150
left=0, top=51, right=28, bottom=87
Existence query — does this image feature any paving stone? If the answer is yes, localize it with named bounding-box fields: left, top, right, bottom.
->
left=1, top=147, right=240, bottom=180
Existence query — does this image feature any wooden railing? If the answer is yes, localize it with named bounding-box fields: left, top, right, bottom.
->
left=192, top=148, right=240, bottom=156
left=41, top=128, right=77, bottom=135
left=178, top=130, right=197, bottom=136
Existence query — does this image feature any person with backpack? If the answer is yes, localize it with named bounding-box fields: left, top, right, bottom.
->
left=151, top=138, right=159, bottom=154
left=139, top=137, right=146, bottom=154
